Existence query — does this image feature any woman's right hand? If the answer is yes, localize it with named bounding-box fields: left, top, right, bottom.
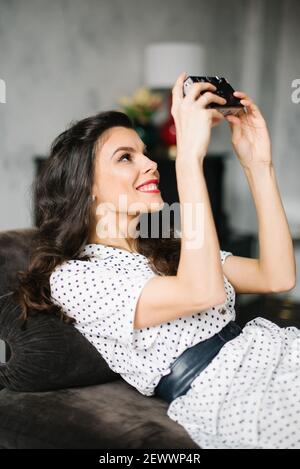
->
left=171, top=72, right=226, bottom=162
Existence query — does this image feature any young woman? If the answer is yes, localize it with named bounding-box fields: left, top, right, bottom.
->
left=16, top=72, right=299, bottom=449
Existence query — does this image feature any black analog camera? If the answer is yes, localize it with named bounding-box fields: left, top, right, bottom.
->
left=183, top=76, right=244, bottom=116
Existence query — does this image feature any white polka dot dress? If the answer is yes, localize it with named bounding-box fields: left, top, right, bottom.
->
left=49, top=244, right=300, bottom=449
left=166, top=317, right=300, bottom=449
left=49, top=244, right=234, bottom=397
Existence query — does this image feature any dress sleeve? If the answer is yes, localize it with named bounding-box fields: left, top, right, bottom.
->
left=49, top=260, right=160, bottom=351
left=220, top=249, right=233, bottom=265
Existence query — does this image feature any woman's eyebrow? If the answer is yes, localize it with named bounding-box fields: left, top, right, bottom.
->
left=111, top=145, right=147, bottom=158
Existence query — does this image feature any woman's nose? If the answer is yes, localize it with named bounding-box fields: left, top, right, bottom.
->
left=143, top=156, right=158, bottom=173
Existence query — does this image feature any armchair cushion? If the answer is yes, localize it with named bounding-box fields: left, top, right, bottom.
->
left=0, top=228, right=119, bottom=392
left=0, top=294, right=120, bottom=392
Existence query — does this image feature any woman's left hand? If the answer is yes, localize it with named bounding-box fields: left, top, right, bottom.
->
left=225, top=91, right=272, bottom=169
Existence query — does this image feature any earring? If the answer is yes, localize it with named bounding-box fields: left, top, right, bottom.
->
left=92, top=195, right=96, bottom=202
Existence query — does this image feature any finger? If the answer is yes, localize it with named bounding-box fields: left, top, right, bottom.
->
left=233, top=91, right=252, bottom=106
left=226, top=119, right=234, bottom=133
left=240, top=99, right=254, bottom=112
left=184, top=82, right=217, bottom=103
left=240, top=102, right=261, bottom=120
left=225, top=115, right=242, bottom=140
left=172, top=71, right=188, bottom=101
left=233, top=90, right=248, bottom=98
left=233, top=91, right=253, bottom=103
left=212, top=116, right=224, bottom=127
left=239, top=98, right=260, bottom=114
left=198, top=91, right=227, bottom=108
left=240, top=99, right=251, bottom=106
left=233, top=91, right=260, bottom=113
left=209, top=109, right=225, bottom=121
left=225, top=115, right=241, bottom=125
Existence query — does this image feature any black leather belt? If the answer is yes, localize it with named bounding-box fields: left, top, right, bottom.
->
left=155, top=321, right=242, bottom=404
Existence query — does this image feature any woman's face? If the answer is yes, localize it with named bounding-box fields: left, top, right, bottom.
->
left=92, top=126, right=164, bottom=215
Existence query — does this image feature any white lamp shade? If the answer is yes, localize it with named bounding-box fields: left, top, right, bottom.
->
left=144, top=42, right=206, bottom=89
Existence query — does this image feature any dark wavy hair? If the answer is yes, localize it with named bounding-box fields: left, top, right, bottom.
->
left=13, top=111, right=180, bottom=325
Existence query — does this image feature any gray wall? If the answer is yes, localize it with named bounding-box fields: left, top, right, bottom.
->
left=1, top=0, right=298, bottom=228
left=0, top=0, right=299, bottom=303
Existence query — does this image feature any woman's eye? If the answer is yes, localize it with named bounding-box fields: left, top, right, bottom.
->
left=118, top=153, right=131, bottom=162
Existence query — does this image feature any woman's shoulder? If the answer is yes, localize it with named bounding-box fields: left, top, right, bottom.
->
left=49, top=257, right=95, bottom=281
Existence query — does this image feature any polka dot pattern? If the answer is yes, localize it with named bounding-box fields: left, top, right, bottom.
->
left=167, top=317, right=300, bottom=449
left=49, top=244, right=234, bottom=396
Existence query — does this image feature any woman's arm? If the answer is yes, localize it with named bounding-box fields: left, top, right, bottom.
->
left=245, top=163, right=295, bottom=291
left=222, top=92, right=296, bottom=293
left=223, top=163, right=296, bottom=293
left=134, top=74, right=229, bottom=329
left=175, top=157, right=226, bottom=301
left=171, top=73, right=228, bottom=302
